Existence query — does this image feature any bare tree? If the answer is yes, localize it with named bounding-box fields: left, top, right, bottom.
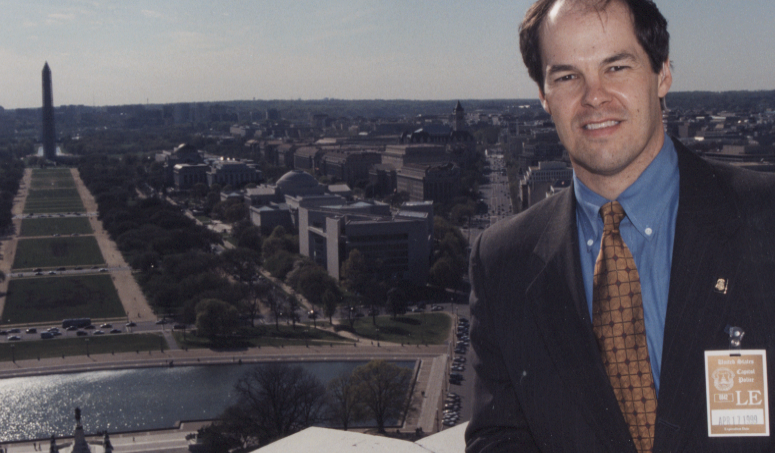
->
left=265, top=287, right=283, bottom=330
left=352, top=360, right=414, bottom=433
left=219, top=363, right=327, bottom=447
left=327, top=372, right=366, bottom=430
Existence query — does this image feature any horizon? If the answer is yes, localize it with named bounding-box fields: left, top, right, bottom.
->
left=1, top=1, right=774, bottom=110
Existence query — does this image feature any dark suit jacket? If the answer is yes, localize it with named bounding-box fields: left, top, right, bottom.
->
left=465, top=139, right=775, bottom=452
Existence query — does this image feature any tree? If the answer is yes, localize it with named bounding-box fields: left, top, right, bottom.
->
left=327, top=372, right=366, bottom=430
left=322, top=289, right=339, bottom=326
left=264, top=287, right=283, bottom=331
left=340, top=249, right=369, bottom=295
left=236, top=225, right=263, bottom=252
left=386, top=286, right=408, bottom=319
left=291, top=264, right=340, bottom=310
left=195, top=299, right=239, bottom=341
left=261, top=226, right=297, bottom=259
left=220, top=247, right=262, bottom=326
left=218, top=363, right=327, bottom=446
left=286, top=294, right=301, bottom=328
left=220, top=247, right=261, bottom=284
left=429, top=256, right=461, bottom=290
left=351, top=360, right=413, bottom=433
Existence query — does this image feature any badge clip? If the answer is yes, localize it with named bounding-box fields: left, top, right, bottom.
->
left=724, top=325, right=744, bottom=357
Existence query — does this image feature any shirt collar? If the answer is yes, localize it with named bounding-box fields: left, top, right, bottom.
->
left=574, top=134, right=679, bottom=243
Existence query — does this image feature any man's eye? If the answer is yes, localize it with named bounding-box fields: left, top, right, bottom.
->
left=555, top=74, right=575, bottom=82
left=609, top=66, right=628, bottom=72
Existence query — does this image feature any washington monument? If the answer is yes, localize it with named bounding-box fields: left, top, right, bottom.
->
left=41, top=62, right=56, bottom=160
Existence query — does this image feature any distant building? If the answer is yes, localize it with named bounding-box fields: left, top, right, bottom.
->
left=293, top=146, right=324, bottom=173
left=249, top=203, right=294, bottom=234
left=173, top=163, right=209, bottom=189
left=396, top=162, right=461, bottom=203
left=368, top=164, right=397, bottom=197
left=207, top=159, right=262, bottom=187
left=320, top=149, right=382, bottom=186
left=519, top=161, right=574, bottom=209
left=382, top=144, right=450, bottom=170
left=298, top=201, right=432, bottom=285
left=157, top=143, right=205, bottom=187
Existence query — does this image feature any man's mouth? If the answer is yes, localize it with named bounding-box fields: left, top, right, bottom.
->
left=584, top=120, right=620, bottom=130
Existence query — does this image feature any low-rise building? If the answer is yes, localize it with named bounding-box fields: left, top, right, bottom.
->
left=519, top=161, right=574, bottom=209
left=298, top=201, right=432, bottom=286
left=207, top=159, right=262, bottom=187
left=396, top=162, right=461, bottom=203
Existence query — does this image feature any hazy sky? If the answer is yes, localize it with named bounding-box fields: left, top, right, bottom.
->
left=1, top=0, right=773, bottom=109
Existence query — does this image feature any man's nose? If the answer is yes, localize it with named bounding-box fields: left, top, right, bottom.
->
left=581, top=77, right=612, bottom=108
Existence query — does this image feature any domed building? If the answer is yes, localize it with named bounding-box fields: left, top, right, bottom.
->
left=275, top=170, right=326, bottom=197
left=156, top=143, right=206, bottom=188
left=246, top=170, right=345, bottom=234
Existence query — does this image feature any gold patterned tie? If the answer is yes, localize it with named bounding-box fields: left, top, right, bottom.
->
left=592, top=201, right=657, bottom=452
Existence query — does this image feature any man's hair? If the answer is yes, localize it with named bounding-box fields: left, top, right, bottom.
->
left=519, top=0, right=669, bottom=92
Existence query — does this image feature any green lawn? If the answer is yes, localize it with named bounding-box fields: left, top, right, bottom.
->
left=24, top=188, right=85, bottom=213
left=19, top=217, right=94, bottom=237
left=2, top=274, right=125, bottom=324
left=29, top=168, right=76, bottom=189
left=12, top=236, right=105, bottom=269
left=174, top=324, right=354, bottom=349
left=0, top=334, right=168, bottom=362
left=347, top=313, right=451, bottom=345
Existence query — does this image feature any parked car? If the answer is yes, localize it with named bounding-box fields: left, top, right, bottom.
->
left=26, top=328, right=37, bottom=334
left=76, top=331, right=88, bottom=336
left=100, top=323, right=112, bottom=328
left=109, top=329, right=122, bottom=334
left=40, top=332, right=54, bottom=339
left=432, top=305, right=444, bottom=311
left=126, top=321, right=137, bottom=327
left=93, top=330, right=105, bottom=335
left=7, top=335, right=22, bottom=341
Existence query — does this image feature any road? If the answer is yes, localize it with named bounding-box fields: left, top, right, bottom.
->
left=461, top=154, right=514, bottom=246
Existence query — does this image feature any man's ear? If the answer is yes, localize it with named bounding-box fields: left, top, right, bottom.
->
left=657, top=59, right=672, bottom=98
left=538, top=87, right=551, bottom=115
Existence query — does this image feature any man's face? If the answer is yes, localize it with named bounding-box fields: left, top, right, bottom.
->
left=537, top=0, right=672, bottom=194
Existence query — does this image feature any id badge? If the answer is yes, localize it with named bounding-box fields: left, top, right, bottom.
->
left=705, top=349, right=769, bottom=436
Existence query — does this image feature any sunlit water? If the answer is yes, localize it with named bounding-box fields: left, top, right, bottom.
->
left=0, top=361, right=415, bottom=442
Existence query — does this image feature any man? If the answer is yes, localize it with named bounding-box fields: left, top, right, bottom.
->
left=465, top=0, right=775, bottom=451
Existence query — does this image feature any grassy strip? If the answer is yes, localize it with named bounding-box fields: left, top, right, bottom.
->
left=3, top=274, right=125, bottom=324
left=0, top=333, right=168, bottom=362
left=19, top=217, right=94, bottom=237
left=29, top=169, right=76, bottom=189
left=174, top=324, right=354, bottom=349
left=347, top=313, right=451, bottom=345
left=24, top=188, right=85, bottom=213
left=12, top=236, right=105, bottom=269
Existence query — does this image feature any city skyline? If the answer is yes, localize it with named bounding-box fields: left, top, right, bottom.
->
left=1, top=1, right=774, bottom=110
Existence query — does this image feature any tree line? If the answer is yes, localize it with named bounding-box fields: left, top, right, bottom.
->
left=198, top=360, right=414, bottom=451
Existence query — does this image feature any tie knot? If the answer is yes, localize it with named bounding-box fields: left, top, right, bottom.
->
left=600, top=201, right=626, bottom=233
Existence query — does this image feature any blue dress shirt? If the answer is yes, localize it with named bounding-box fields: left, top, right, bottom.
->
left=574, top=134, right=680, bottom=393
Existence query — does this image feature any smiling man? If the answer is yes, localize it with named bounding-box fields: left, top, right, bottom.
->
left=465, top=0, right=775, bottom=452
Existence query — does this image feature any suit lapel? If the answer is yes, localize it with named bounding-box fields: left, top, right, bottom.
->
left=525, top=187, right=636, bottom=451
left=653, top=141, right=743, bottom=451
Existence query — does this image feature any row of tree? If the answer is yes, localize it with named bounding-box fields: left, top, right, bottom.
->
left=199, top=360, right=414, bottom=451
left=0, top=153, right=24, bottom=233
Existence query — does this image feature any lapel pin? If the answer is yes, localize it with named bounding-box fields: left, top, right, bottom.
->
left=714, top=278, right=728, bottom=295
